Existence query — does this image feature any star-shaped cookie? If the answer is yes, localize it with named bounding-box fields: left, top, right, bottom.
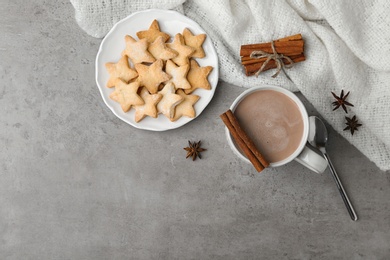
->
left=171, top=89, right=200, bottom=122
left=105, top=55, right=138, bottom=88
left=122, top=35, right=155, bottom=64
left=167, top=33, right=195, bottom=66
left=157, top=82, right=184, bottom=119
left=183, top=28, right=206, bottom=58
left=135, top=59, right=171, bottom=94
left=185, top=59, right=213, bottom=94
left=133, top=87, right=163, bottom=123
left=136, top=19, right=170, bottom=43
left=148, top=36, right=178, bottom=61
left=109, top=79, right=144, bottom=112
left=165, top=59, right=191, bottom=90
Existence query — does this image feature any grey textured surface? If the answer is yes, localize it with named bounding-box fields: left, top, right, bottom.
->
left=1, top=1, right=390, bottom=259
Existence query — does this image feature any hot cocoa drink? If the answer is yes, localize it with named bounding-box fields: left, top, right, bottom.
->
left=234, top=89, right=304, bottom=163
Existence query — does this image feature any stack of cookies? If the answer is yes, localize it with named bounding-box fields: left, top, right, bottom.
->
left=105, top=19, right=213, bottom=123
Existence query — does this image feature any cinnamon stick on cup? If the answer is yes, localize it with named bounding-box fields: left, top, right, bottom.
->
left=220, top=109, right=269, bottom=172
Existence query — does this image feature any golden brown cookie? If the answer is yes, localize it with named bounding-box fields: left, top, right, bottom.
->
left=171, top=89, right=200, bottom=122
left=165, top=59, right=191, bottom=90
left=185, top=59, right=213, bottom=94
left=135, top=59, right=171, bottom=94
left=105, top=55, right=138, bottom=88
left=133, top=87, right=162, bottom=122
left=167, top=33, right=195, bottom=66
left=122, top=35, right=155, bottom=64
left=157, top=82, right=184, bottom=119
left=109, top=79, right=144, bottom=112
left=148, top=36, right=178, bottom=61
left=136, top=19, right=170, bottom=43
left=182, top=28, right=206, bottom=58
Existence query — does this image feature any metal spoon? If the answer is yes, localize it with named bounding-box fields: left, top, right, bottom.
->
left=309, top=116, right=358, bottom=221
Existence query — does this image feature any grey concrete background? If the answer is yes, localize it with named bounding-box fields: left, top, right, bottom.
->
left=1, top=1, right=390, bottom=259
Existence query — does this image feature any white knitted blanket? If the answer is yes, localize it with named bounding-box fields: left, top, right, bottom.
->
left=70, top=0, right=390, bottom=171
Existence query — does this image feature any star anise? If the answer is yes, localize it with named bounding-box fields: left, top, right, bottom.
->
left=184, top=140, right=206, bottom=161
left=332, top=90, right=354, bottom=113
left=344, top=115, right=362, bottom=135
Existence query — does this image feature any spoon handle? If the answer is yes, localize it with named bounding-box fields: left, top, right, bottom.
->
left=323, top=153, right=358, bottom=221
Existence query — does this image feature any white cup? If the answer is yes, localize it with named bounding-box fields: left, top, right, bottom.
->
left=226, top=85, right=327, bottom=173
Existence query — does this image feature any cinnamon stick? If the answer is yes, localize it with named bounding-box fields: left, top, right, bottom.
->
left=220, top=110, right=269, bottom=172
left=220, top=113, right=264, bottom=172
left=240, top=34, right=305, bottom=77
left=244, top=53, right=305, bottom=76
left=241, top=52, right=303, bottom=65
left=239, top=34, right=302, bottom=57
left=225, top=110, right=270, bottom=168
left=276, top=33, right=302, bottom=42
left=240, top=40, right=304, bottom=57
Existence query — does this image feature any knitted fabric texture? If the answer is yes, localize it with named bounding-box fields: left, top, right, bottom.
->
left=70, top=0, right=390, bottom=171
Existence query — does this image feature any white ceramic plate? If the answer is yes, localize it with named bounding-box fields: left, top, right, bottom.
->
left=96, top=9, right=219, bottom=131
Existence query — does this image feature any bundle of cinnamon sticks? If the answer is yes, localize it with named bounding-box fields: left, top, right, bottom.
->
left=220, top=109, right=269, bottom=172
left=240, top=34, right=305, bottom=76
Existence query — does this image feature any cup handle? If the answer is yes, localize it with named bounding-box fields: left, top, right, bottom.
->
left=294, top=145, right=328, bottom=173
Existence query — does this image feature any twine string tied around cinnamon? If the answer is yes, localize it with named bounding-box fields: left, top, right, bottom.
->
left=249, top=41, right=294, bottom=78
